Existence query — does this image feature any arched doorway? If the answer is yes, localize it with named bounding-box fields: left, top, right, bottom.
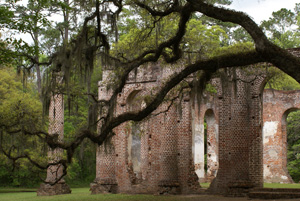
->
left=205, top=109, right=219, bottom=182
left=126, top=90, right=145, bottom=184
left=193, top=108, right=218, bottom=185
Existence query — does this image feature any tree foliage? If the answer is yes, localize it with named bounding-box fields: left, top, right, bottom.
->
left=287, top=110, right=300, bottom=182
left=0, top=67, right=46, bottom=186
left=261, top=4, right=300, bottom=48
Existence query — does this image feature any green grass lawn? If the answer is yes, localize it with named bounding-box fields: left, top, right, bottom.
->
left=0, top=188, right=203, bottom=201
left=264, top=183, right=300, bottom=188
left=200, top=182, right=300, bottom=189
left=200, top=183, right=210, bottom=188
left=1, top=183, right=300, bottom=201
left=0, top=188, right=37, bottom=193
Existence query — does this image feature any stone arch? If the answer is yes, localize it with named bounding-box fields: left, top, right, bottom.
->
left=119, top=84, right=144, bottom=106
left=282, top=108, right=299, bottom=127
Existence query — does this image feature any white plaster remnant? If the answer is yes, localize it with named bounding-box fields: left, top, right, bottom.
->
left=210, top=154, right=217, bottom=163
left=214, top=124, right=219, bottom=143
left=263, top=121, right=279, bottom=144
left=194, top=123, right=204, bottom=179
left=195, top=166, right=204, bottom=179
left=268, top=149, right=278, bottom=159
left=264, top=164, right=271, bottom=178
left=281, top=176, right=288, bottom=180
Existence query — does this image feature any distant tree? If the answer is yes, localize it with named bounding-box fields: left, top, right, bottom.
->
left=261, top=4, right=300, bottom=48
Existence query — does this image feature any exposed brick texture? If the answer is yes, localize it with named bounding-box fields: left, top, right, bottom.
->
left=262, top=89, right=300, bottom=183
left=192, top=92, right=219, bottom=183
left=92, top=49, right=300, bottom=196
left=91, top=64, right=200, bottom=194
left=37, top=91, right=71, bottom=196
left=208, top=68, right=265, bottom=196
left=199, top=89, right=300, bottom=185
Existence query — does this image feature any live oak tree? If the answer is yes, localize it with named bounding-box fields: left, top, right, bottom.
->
left=1, top=0, right=300, bottom=185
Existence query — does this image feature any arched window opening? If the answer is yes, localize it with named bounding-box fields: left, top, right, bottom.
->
left=194, top=108, right=218, bottom=187
left=127, top=121, right=142, bottom=184
left=126, top=90, right=144, bottom=184
left=204, top=109, right=218, bottom=183
left=285, top=109, right=300, bottom=183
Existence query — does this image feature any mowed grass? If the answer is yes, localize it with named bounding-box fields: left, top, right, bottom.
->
left=264, top=183, right=300, bottom=188
left=0, top=188, right=201, bottom=201
left=200, top=183, right=210, bottom=188
left=1, top=183, right=300, bottom=201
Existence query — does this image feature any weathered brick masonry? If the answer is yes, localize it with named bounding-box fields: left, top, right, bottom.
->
left=202, top=89, right=300, bottom=185
left=91, top=65, right=266, bottom=195
left=263, top=89, right=300, bottom=183
left=91, top=48, right=300, bottom=196
left=192, top=89, right=219, bottom=183
left=191, top=89, right=300, bottom=185
left=37, top=88, right=71, bottom=196
left=208, top=68, right=265, bottom=196
left=91, top=64, right=201, bottom=194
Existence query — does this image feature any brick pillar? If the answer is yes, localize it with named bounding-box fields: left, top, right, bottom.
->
left=158, top=105, right=180, bottom=194
left=90, top=142, right=118, bottom=193
left=90, top=74, right=118, bottom=194
left=178, top=98, right=201, bottom=193
left=208, top=68, right=264, bottom=196
left=37, top=92, right=71, bottom=196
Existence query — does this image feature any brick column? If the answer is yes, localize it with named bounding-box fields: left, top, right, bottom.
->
left=90, top=142, right=118, bottom=193
left=178, top=98, right=201, bottom=193
left=37, top=92, right=71, bottom=196
left=208, top=68, right=264, bottom=196
left=158, top=104, right=180, bottom=194
left=90, top=74, right=118, bottom=193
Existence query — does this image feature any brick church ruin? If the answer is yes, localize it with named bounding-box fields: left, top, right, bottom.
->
left=89, top=49, right=300, bottom=196
left=88, top=49, right=300, bottom=196
left=38, top=49, right=300, bottom=196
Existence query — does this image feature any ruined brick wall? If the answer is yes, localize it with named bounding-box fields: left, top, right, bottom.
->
left=198, top=89, right=300, bottom=185
left=208, top=68, right=265, bottom=196
left=263, top=89, right=300, bottom=183
left=91, top=64, right=200, bottom=194
left=92, top=48, right=300, bottom=195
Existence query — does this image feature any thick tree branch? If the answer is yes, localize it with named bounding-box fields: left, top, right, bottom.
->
left=188, top=1, right=300, bottom=81
left=96, top=51, right=264, bottom=144
left=135, top=0, right=181, bottom=16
